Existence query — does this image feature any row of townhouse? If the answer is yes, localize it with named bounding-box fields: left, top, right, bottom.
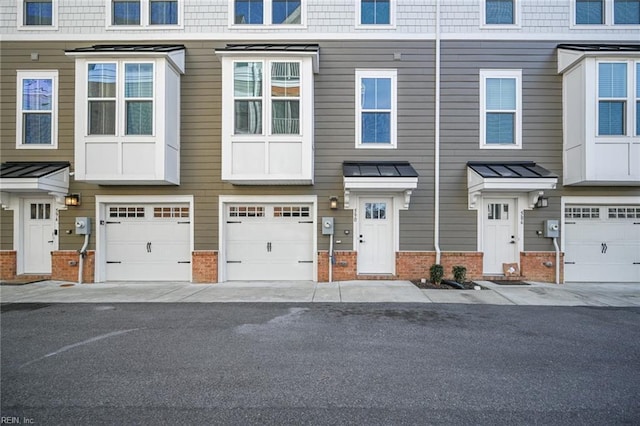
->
left=0, top=0, right=638, bottom=285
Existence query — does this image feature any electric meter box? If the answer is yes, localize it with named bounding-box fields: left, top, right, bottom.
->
left=543, top=219, right=559, bottom=238
left=75, top=217, right=91, bottom=235
left=322, top=217, right=334, bottom=235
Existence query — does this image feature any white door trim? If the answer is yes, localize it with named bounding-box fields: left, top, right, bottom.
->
left=94, top=195, right=194, bottom=282
left=218, top=195, right=318, bottom=282
left=19, top=196, right=60, bottom=274
left=475, top=193, right=531, bottom=274
left=356, top=196, right=395, bottom=274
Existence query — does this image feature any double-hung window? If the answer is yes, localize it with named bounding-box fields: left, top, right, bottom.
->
left=575, top=0, right=604, bottom=24
left=87, top=62, right=154, bottom=136
left=355, top=69, right=397, bottom=148
left=110, top=0, right=180, bottom=27
left=233, top=0, right=303, bottom=25
left=480, top=69, right=522, bottom=149
left=19, top=0, right=56, bottom=28
left=357, top=0, right=394, bottom=27
left=574, top=0, right=640, bottom=25
left=483, top=0, right=517, bottom=25
left=16, top=70, right=58, bottom=148
left=597, top=61, right=639, bottom=136
left=233, top=61, right=300, bottom=135
left=598, top=62, right=627, bottom=135
left=614, top=0, right=640, bottom=24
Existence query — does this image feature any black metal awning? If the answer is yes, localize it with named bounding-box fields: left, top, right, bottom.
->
left=216, top=43, right=319, bottom=53
left=466, top=161, right=556, bottom=179
left=343, top=161, right=419, bottom=178
left=557, top=43, right=640, bottom=52
left=65, top=44, right=185, bottom=53
left=1, top=162, right=70, bottom=179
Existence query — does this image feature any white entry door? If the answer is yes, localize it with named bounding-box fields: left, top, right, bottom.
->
left=357, top=198, right=394, bottom=274
left=482, top=199, right=518, bottom=275
left=23, top=198, right=55, bottom=274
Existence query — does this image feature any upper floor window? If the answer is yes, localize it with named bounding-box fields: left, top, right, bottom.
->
left=233, top=0, right=303, bottom=25
left=355, top=69, right=397, bottom=148
left=233, top=61, right=300, bottom=135
left=597, top=61, right=639, bottom=136
left=614, top=0, right=640, bottom=24
left=109, top=0, right=180, bottom=27
left=18, top=0, right=56, bottom=29
left=87, top=62, right=154, bottom=136
left=357, top=0, right=394, bottom=27
left=576, top=0, right=604, bottom=24
left=484, top=0, right=517, bottom=25
left=636, top=63, right=640, bottom=135
left=573, top=0, right=640, bottom=25
left=16, top=70, right=58, bottom=149
left=480, top=69, right=522, bottom=149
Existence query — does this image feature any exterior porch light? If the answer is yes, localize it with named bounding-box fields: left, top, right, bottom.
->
left=329, top=196, right=339, bottom=210
left=535, top=196, right=549, bottom=209
left=64, top=193, right=81, bottom=207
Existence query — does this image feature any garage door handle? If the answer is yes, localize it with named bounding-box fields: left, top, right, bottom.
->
left=565, top=261, right=575, bottom=264
left=47, top=240, right=54, bottom=243
left=177, top=261, right=191, bottom=264
left=146, top=242, right=152, bottom=253
left=107, top=261, right=122, bottom=264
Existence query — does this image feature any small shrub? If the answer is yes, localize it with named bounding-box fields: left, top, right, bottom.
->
left=452, top=265, right=467, bottom=284
left=429, top=264, right=444, bottom=284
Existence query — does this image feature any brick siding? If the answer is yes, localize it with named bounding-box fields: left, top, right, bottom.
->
left=520, top=251, right=564, bottom=284
left=396, top=251, right=483, bottom=281
left=192, top=251, right=218, bottom=283
left=0, top=251, right=17, bottom=280
left=318, top=251, right=357, bottom=282
left=51, top=250, right=95, bottom=283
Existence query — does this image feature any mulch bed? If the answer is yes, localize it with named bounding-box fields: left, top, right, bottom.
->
left=411, top=280, right=480, bottom=290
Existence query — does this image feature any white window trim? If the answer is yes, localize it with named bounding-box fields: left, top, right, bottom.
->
left=105, top=0, right=184, bottom=29
left=480, top=0, right=521, bottom=29
left=17, top=0, right=58, bottom=30
left=355, top=69, right=397, bottom=149
left=355, top=0, right=396, bottom=29
left=16, top=70, right=58, bottom=149
left=571, top=0, right=640, bottom=27
left=595, top=59, right=637, bottom=138
left=228, top=0, right=307, bottom=28
left=479, top=69, right=522, bottom=150
left=83, top=60, right=157, bottom=138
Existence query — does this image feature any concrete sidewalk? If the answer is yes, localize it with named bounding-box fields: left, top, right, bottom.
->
left=1, top=279, right=639, bottom=306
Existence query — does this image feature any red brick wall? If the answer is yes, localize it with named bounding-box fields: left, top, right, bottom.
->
left=396, top=252, right=483, bottom=281
left=0, top=251, right=17, bottom=280
left=520, top=251, right=564, bottom=283
left=441, top=252, right=483, bottom=280
left=192, top=251, right=218, bottom=283
left=318, top=251, right=357, bottom=282
left=51, top=250, right=95, bottom=283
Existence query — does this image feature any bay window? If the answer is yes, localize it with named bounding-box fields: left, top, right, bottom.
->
left=66, top=44, right=185, bottom=184
left=219, top=50, right=315, bottom=184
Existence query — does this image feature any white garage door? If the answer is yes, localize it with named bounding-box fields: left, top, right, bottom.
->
left=225, top=204, right=314, bottom=280
left=564, top=206, right=640, bottom=282
left=105, top=205, right=191, bottom=281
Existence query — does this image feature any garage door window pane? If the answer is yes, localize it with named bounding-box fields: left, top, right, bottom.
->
left=109, top=206, right=145, bottom=218
left=229, top=206, right=264, bottom=217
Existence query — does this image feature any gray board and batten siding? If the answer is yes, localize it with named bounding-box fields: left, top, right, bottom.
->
left=0, top=40, right=436, bottom=253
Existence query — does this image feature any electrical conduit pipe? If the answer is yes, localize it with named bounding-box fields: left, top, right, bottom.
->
left=78, top=234, right=89, bottom=284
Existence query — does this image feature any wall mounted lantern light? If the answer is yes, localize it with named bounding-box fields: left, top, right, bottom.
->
left=64, top=193, right=81, bottom=207
left=535, top=196, right=549, bottom=209
left=329, top=196, right=339, bottom=210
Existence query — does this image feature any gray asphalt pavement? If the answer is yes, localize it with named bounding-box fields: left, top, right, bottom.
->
left=1, top=280, right=639, bottom=306
left=2, top=303, right=639, bottom=424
